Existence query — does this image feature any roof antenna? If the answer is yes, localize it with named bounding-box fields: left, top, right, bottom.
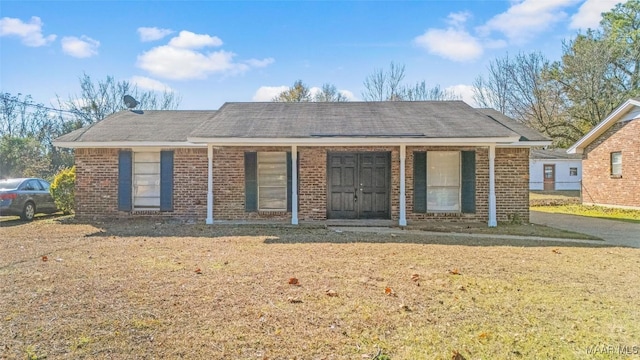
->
left=123, top=95, right=139, bottom=110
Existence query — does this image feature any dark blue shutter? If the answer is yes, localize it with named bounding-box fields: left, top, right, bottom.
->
left=118, top=151, right=132, bottom=211
left=245, top=152, right=257, bottom=212
left=160, top=150, right=174, bottom=211
left=286, top=152, right=292, bottom=212
left=461, top=151, right=476, bottom=213
left=413, top=152, right=427, bottom=213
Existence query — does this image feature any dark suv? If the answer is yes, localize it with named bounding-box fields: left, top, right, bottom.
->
left=0, top=178, right=58, bottom=221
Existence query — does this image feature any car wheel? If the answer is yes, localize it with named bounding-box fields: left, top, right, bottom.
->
left=21, top=202, right=35, bottom=221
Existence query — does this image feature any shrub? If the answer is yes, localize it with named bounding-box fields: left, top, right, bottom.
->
left=50, top=166, right=75, bottom=214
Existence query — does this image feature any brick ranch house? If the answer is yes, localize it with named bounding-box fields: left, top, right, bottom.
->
left=54, top=101, right=550, bottom=226
left=568, top=98, right=640, bottom=209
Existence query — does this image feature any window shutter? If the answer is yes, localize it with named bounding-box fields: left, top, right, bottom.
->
left=160, top=150, right=174, bottom=211
left=245, top=152, right=258, bottom=212
left=413, top=152, right=427, bottom=213
left=118, top=151, right=132, bottom=211
left=461, top=151, right=476, bottom=213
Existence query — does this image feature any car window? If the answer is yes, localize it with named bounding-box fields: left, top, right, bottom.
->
left=38, top=180, right=51, bottom=191
left=21, top=180, right=43, bottom=191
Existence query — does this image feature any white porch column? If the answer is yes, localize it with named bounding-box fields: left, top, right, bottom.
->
left=291, top=145, right=298, bottom=225
left=399, top=144, right=407, bottom=226
left=206, top=144, right=214, bottom=225
left=488, top=144, right=497, bottom=227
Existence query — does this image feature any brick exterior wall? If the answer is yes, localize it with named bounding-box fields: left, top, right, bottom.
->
left=495, top=148, right=530, bottom=223
left=74, top=145, right=531, bottom=223
left=582, top=120, right=640, bottom=209
left=74, top=148, right=208, bottom=221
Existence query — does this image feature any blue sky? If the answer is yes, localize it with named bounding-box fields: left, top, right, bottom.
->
left=0, top=0, right=624, bottom=110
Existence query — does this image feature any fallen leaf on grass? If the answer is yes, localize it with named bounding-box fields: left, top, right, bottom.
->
left=326, top=290, right=338, bottom=297
left=552, top=249, right=561, bottom=254
left=287, top=297, right=303, bottom=303
left=384, top=287, right=397, bottom=297
left=478, top=331, right=490, bottom=339
left=41, top=256, right=48, bottom=262
left=448, top=268, right=461, bottom=275
left=194, top=268, right=202, bottom=274
left=411, top=273, right=420, bottom=282
left=288, top=277, right=300, bottom=285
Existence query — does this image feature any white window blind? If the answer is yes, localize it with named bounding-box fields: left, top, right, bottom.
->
left=133, top=152, right=160, bottom=209
left=427, top=151, right=460, bottom=211
left=611, top=152, right=622, bottom=176
left=258, top=152, right=287, bottom=211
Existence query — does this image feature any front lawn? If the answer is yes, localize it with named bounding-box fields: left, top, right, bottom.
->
left=1, top=219, right=638, bottom=359
left=533, top=204, right=640, bottom=223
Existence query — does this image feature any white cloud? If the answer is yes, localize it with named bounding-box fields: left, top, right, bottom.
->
left=168, top=30, right=223, bottom=49
left=0, top=16, right=56, bottom=47
left=129, top=76, right=173, bottom=92
left=61, top=35, right=100, bottom=58
left=446, top=11, right=472, bottom=27
left=479, top=0, right=578, bottom=43
left=445, top=84, right=478, bottom=107
left=137, top=31, right=273, bottom=80
left=570, top=0, right=620, bottom=29
left=414, top=28, right=483, bottom=62
left=137, top=27, right=174, bottom=42
left=339, top=89, right=357, bottom=101
left=414, top=10, right=483, bottom=62
left=252, top=86, right=289, bottom=101
left=244, top=58, right=275, bottom=68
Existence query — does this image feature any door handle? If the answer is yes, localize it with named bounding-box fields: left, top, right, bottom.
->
left=354, top=188, right=358, bottom=202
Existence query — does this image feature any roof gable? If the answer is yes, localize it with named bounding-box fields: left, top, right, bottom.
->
left=568, top=98, right=640, bottom=154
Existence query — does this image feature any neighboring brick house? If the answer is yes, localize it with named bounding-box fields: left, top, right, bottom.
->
left=568, top=98, right=640, bottom=209
left=54, top=101, right=550, bottom=226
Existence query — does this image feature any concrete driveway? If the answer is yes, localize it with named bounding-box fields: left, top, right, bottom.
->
left=530, top=210, right=640, bottom=248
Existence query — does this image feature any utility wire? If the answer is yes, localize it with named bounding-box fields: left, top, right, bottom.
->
left=0, top=94, right=85, bottom=116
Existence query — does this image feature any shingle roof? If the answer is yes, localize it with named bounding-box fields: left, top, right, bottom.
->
left=54, top=102, right=551, bottom=146
left=191, top=101, right=524, bottom=139
left=476, top=108, right=550, bottom=142
left=55, top=110, right=216, bottom=143
left=530, top=149, right=582, bottom=160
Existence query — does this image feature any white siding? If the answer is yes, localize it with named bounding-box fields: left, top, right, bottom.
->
left=529, top=159, right=582, bottom=190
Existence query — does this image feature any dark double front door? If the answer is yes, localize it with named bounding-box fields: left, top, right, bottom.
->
left=327, top=152, right=390, bottom=219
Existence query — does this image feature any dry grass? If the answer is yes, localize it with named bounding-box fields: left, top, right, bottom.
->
left=533, top=204, right=640, bottom=224
left=410, top=221, right=600, bottom=240
left=530, top=191, right=581, bottom=207
left=1, top=218, right=639, bottom=359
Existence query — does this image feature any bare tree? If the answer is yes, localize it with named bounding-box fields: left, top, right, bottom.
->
left=362, top=62, right=457, bottom=101
left=58, top=73, right=181, bottom=126
left=401, top=81, right=459, bottom=101
left=361, top=62, right=406, bottom=101
left=314, top=83, right=348, bottom=102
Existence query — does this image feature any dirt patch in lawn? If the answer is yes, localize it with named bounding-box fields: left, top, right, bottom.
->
left=1, top=219, right=638, bottom=359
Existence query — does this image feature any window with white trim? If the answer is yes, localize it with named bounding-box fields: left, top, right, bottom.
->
left=611, top=152, right=622, bottom=176
left=427, top=151, right=460, bottom=211
left=258, top=152, right=287, bottom=211
left=133, top=152, right=160, bottom=209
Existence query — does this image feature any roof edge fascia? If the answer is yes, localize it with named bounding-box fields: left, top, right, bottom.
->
left=497, top=141, right=552, bottom=148
left=53, top=141, right=207, bottom=149
left=187, top=136, right=521, bottom=146
left=568, top=98, right=640, bottom=154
